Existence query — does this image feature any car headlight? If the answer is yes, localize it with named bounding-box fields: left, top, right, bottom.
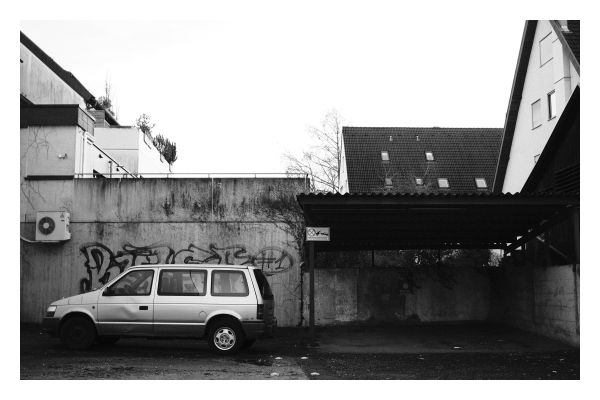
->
left=46, top=305, right=57, bottom=317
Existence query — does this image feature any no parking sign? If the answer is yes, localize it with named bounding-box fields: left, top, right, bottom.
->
left=306, top=227, right=330, bottom=241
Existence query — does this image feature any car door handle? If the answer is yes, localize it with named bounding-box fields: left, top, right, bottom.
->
left=139, top=306, right=149, bottom=310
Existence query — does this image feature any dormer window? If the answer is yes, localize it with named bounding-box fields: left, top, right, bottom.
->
left=381, top=151, right=390, bottom=163
left=415, top=178, right=424, bottom=186
left=475, top=178, right=488, bottom=189
left=437, top=178, right=449, bottom=188
left=425, top=151, right=434, bottom=161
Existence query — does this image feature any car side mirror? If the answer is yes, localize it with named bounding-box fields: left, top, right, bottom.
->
left=102, top=287, right=112, bottom=296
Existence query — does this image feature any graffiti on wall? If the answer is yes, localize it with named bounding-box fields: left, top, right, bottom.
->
left=79, top=242, right=295, bottom=293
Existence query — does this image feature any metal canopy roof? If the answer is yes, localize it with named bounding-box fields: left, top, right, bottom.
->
left=297, top=192, right=579, bottom=252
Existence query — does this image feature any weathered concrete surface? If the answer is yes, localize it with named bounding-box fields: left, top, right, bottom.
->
left=493, top=260, right=580, bottom=347
left=20, top=43, right=86, bottom=107
left=20, top=178, right=306, bottom=327
left=304, top=267, right=490, bottom=325
left=316, top=324, right=574, bottom=354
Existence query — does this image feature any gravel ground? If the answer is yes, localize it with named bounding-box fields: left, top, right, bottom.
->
left=20, top=323, right=579, bottom=380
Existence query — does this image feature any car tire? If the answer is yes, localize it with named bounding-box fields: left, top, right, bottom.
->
left=96, top=336, right=120, bottom=346
left=60, top=317, right=97, bottom=350
left=207, top=320, right=244, bottom=355
left=241, top=339, right=256, bottom=350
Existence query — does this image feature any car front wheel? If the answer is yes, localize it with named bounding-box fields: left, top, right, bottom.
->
left=60, top=317, right=97, bottom=350
left=207, top=321, right=244, bottom=355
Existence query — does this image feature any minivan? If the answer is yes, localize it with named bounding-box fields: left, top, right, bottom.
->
left=42, top=264, right=277, bottom=354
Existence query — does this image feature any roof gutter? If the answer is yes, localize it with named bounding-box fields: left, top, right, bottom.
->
left=493, top=20, right=538, bottom=193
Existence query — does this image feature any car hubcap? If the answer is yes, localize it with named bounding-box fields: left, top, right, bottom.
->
left=70, top=326, right=87, bottom=344
left=214, top=328, right=236, bottom=350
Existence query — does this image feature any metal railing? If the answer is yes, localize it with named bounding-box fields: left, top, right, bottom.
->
left=73, top=172, right=310, bottom=192
left=74, top=172, right=308, bottom=179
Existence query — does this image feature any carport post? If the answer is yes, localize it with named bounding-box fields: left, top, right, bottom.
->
left=573, top=206, right=580, bottom=264
left=309, top=241, right=315, bottom=339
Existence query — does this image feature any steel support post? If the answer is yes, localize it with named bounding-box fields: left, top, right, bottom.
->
left=309, top=241, right=315, bottom=340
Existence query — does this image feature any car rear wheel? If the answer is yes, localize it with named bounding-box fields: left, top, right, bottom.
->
left=60, top=317, right=97, bottom=350
left=207, top=321, right=244, bottom=355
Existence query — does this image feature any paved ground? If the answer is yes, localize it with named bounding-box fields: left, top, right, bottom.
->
left=20, top=322, right=579, bottom=380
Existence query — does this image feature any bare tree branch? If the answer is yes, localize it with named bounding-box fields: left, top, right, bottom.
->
left=282, top=108, right=347, bottom=193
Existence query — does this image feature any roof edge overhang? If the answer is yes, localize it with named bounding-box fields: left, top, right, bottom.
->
left=493, top=20, right=538, bottom=194
left=549, top=20, right=580, bottom=75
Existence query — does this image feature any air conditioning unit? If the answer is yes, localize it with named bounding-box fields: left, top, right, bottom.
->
left=35, top=211, right=71, bottom=242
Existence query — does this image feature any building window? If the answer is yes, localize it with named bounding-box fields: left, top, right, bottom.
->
left=532, top=99, right=542, bottom=129
left=415, top=178, right=424, bottom=186
left=425, top=151, right=435, bottom=161
left=385, top=177, right=393, bottom=187
left=539, top=33, right=553, bottom=66
left=548, top=91, right=556, bottom=119
left=475, top=178, right=488, bottom=189
left=437, top=178, right=449, bottom=188
left=381, top=151, right=390, bottom=163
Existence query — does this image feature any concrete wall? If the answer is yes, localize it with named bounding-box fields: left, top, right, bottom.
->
left=94, top=127, right=169, bottom=174
left=20, top=178, right=305, bottom=327
left=20, top=125, right=122, bottom=180
left=503, top=21, right=580, bottom=193
left=20, top=125, right=80, bottom=177
left=20, top=43, right=85, bottom=107
left=302, top=267, right=491, bottom=325
left=492, top=258, right=580, bottom=347
left=138, top=133, right=171, bottom=174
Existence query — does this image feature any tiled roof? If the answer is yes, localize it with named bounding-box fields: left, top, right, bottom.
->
left=562, top=20, right=580, bottom=63
left=343, top=127, right=502, bottom=194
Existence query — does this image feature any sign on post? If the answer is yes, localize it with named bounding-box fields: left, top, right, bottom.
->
left=306, top=227, right=330, bottom=241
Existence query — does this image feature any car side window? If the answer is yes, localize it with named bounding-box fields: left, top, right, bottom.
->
left=211, top=271, right=249, bottom=297
left=158, top=270, right=207, bottom=296
left=105, top=270, right=154, bottom=296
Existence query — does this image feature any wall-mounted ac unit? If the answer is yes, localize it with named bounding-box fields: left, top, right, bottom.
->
left=35, top=211, right=71, bottom=242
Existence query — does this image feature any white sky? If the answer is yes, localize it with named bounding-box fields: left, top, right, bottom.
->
left=19, top=16, right=526, bottom=174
